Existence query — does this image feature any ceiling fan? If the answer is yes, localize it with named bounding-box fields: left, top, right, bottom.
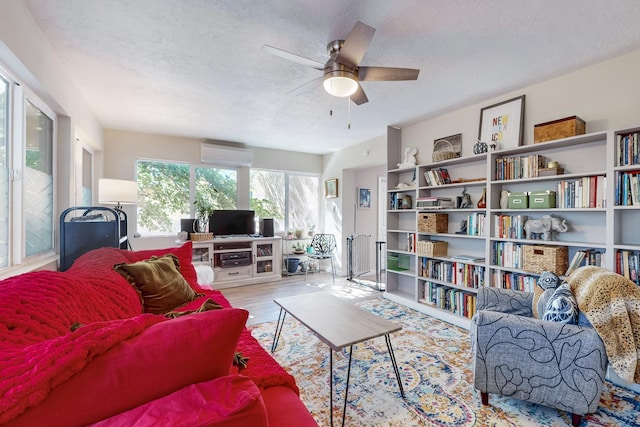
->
left=262, top=21, right=420, bottom=105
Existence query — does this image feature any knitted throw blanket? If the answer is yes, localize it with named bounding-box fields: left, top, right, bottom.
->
left=0, top=248, right=154, bottom=423
left=567, top=266, right=640, bottom=383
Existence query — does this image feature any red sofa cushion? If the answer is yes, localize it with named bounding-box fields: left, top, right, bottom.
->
left=88, top=375, right=268, bottom=427
left=5, top=308, right=248, bottom=427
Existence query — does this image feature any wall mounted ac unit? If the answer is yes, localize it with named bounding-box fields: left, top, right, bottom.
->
left=201, top=144, right=253, bottom=167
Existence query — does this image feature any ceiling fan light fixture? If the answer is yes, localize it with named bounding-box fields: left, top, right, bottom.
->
left=323, top=70, right=358, bottom=97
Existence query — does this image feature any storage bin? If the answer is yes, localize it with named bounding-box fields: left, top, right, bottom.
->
left=529, top=191, right=556, bottom=209
left=418, top=213, right=448, bottom=233
left=416, top=240, right=448, bottom=257
left=388, top=254, right=410, bottom=271
left=522, top=245, right=568, bottom=275
left=534, top=116, right=586, bottom=143
left=190, top=232, right=213, bottom=241
left=508, top=192, right=529, bottom=209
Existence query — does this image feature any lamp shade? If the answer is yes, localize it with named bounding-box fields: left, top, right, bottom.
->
left=323, top=70, right=358, bottom=97
left=99, top=178, right=138, bottom=205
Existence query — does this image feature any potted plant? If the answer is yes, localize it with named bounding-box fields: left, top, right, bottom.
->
left=292, top=242, right=305, bottom=254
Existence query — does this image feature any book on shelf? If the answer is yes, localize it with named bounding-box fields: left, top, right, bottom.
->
left=451, top=254, right=486, bottom=263
left=557, top=175, right=606, bottom=208
left=495, top=154, right=546, bottom=180
left=565, top=251, right=586, bottom=275
left=423, top=168, right=451, bottom=186
left=615, top=170, right=640, bottom=206
left=416, top=196, right=455, bottom=209
left=617, top=132, right=640, bottom=166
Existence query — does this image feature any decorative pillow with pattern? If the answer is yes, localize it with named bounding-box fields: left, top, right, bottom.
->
left=542, top=282, right=578, bottom=324
left=532, top=271, right=561, bottom=318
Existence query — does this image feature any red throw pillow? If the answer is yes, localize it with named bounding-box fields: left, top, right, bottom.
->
left=87, top=376, right=268, bottom=427
left=122, top=242, right=202, bottom=291
left=6, top=308, right=249, bottom=427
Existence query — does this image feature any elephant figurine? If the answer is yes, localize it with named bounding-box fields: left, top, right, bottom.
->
left=523, top=215, right=568, bottom=240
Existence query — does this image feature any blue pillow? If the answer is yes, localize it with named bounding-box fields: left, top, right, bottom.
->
left=542, top=283, right=578, bottom=324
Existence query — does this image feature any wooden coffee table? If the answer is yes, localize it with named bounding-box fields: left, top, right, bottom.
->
left=271, top=292, right=404, bottom=427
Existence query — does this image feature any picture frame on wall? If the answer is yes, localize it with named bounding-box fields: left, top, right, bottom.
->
left=325, top=178, right=338, bottom=198
left=478, top=95, right=525, bottom=150
left=358, top=187, right=371, bottom=209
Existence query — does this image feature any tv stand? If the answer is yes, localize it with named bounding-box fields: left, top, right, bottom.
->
left=191, top=236, right=281, bottom=289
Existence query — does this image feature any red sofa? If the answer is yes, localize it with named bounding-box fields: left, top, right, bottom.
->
left=0, top=242, right=317, bottom=427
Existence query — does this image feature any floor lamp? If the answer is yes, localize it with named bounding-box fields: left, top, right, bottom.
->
left=98, top=178, right=138, bottom=249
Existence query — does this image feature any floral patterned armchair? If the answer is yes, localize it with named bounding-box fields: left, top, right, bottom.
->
left=470, top=286, right=608, bottom=426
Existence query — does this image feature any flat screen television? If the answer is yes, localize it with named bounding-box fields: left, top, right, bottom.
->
left=210, top=210, right=255, bottom=236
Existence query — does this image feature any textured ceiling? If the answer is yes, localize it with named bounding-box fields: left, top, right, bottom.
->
left=23, top=0, right=640, bottom=154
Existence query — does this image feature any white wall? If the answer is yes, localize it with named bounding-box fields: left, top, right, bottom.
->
left=322, top=134, right=387, bottom=273
left=401, top=49, right=640, bottom=161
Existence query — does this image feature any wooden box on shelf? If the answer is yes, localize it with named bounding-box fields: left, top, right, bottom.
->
left=522, top=245, right=568, bottom=275
left=190, top=232, right=213, bottom=241
left=534, top=115, right=586, bottom=143
left=418, top=213, right=448, bottom=233
left=416, top=240, right=448, bottom=257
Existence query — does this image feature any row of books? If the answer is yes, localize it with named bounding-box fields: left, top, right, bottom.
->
left=490, top=271, right=538, bottom=293
left=565, top=249, right=605, bottom=275
left=418, top=258, right=485, bottom=288
left=420, top=282, right=477, bottom=319
left=615, top=170, right=640, bottom=206
left=494, top=154, right=546, bottom=181
left=557, top=175, right=606, bottom=208
left=494, top=214, right=527, bottom=239
left=463, top=213, right=486, bottom=237
left=617, top=132, right=640, bottom=166
left=616, top=250, right=640, bottom=284
left=423, top=168, right=452, bottom=186
left=492, top=242, right=525, bottom=269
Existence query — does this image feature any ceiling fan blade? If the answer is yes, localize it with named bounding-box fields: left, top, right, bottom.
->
left=336, top=21, right=375, bottom=68
left=358, top=66, right=420, bottom=81
left=350, top=84, right=369, bottom=105
left=287, top=75, right=323, bottom=96
left=261, top=45, right=325, bottom=70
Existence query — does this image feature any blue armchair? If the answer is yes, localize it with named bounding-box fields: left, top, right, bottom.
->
left=470, top=286, right=608, bottom=426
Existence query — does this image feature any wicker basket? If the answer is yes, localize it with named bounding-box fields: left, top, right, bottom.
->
left=432, top=139, right=457, bottom=162
left=522, top=245, right=568, bottom=275
left=418, top=213, right=448, bottom=234
left=190, top=232, right=213, bottom=241
left=416, top=240, right=448, bottom=257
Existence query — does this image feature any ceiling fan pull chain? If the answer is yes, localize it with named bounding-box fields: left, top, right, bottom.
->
left=347, top=97, right=351, bottom=129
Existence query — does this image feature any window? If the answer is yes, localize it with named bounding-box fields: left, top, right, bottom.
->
left=136, top=160, right=237, bottom=235
left=250, top=170, right=318, bottom=234
left=24, top=100, right=54, bottom=257
left=0, top=66, right=57, bottom=270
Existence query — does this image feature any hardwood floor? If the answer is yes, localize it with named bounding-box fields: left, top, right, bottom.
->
left=221, top=273, right=384, bottom=326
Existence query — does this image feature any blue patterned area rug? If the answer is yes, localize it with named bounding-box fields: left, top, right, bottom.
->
left=249, top=297, right=640, bottom=426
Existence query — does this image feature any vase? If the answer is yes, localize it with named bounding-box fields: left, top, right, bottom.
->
left=477, top=188, right=487, bottom=209
left=194, top=217, right=209, bottom=233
